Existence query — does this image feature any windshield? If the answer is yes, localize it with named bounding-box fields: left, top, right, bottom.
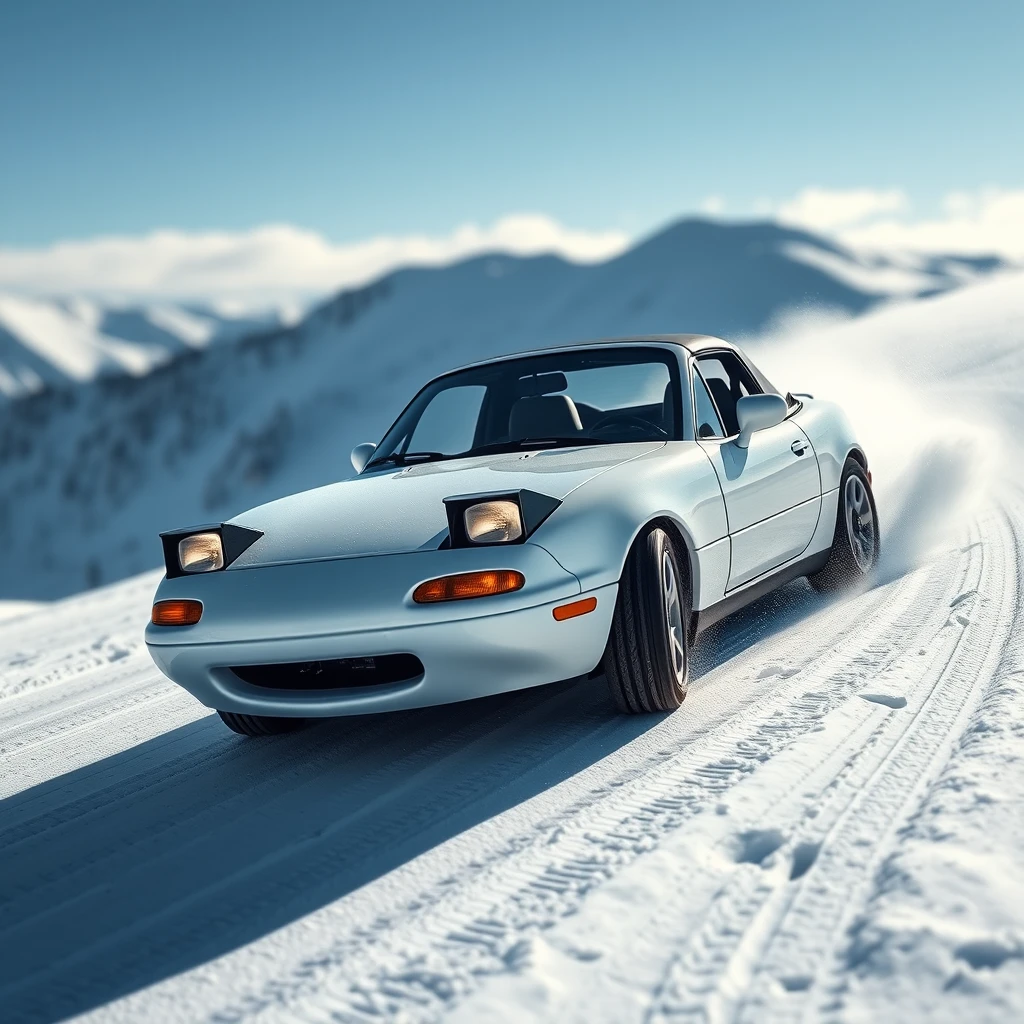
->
left=367, top=346, right=681, bottom=469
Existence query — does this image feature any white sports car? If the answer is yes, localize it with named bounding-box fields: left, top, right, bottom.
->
left=146, top=336, right=879, bottom=736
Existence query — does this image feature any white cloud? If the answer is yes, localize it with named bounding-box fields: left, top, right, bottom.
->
left=5, top=190, right=1021, bottom=308
left=772, top=186, right=1024, bottom=259
left=840, top=189, right=1024, bottom=257
left=776, top=187, right=909, bottom=231
left=0, top=214, right=631, bottom=304
left=699, top=195, right=725, bottom=216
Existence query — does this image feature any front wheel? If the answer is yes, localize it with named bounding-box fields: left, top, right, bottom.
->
left=603, top=526, right=690, bottom=713
left=217, top=711, right=307, bottom=736
left=809, top=458, right=880, bottom=592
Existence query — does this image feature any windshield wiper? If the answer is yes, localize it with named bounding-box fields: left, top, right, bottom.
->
left=368, top=437, right=615, bottom=470
left=365, top=450, right=445, bottom=469
left=464, top=436, right=615, bottom=457
left=518, top=436, right=615, bottom=448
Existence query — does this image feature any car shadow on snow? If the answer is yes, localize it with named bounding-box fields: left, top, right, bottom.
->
left=0, top=580, right=824, bottom=1023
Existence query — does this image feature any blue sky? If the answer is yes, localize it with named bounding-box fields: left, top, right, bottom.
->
left=1, top=0, right=1021, bottom=249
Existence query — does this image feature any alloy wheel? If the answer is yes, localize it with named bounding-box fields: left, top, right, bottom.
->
left=844, top=473, right=876, bottom=572
left=662, top=549, right=687, bottom=687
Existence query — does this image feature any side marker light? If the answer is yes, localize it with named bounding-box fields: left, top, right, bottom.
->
left=553, top=596, right=598, bottom=621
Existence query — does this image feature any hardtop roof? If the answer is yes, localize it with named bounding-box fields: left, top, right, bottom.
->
left=447, top=334, right=736, bottom=375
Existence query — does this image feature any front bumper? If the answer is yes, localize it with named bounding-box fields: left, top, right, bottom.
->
left=145, top=544, right=617, bottom=717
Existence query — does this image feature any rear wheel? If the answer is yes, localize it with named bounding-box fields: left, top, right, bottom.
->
left=603, top=526, right=690, bottom=713
left=217, top=711, right=307, bottom=736
left=809, top=458, right=880, bottom=592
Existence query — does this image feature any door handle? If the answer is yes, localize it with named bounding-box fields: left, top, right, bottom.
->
left=791, top=440, right=808, bottom=456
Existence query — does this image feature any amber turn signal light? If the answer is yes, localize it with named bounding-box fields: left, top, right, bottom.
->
left=553, top=596, right=598, bottom=621
left=413, top=570, right=525, bottom=603
left=151, top=599, right=203, bottom=626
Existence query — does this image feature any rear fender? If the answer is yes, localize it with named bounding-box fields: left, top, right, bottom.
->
left=792, top=399, right=862, bottom=493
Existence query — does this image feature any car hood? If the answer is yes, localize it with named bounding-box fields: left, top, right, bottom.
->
left=227, top=442, right=663, bottom=568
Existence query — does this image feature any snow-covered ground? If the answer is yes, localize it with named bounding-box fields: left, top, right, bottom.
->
left=1, top=273, right=1022, bottom=1022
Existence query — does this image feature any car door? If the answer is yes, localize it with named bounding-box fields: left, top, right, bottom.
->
left=692, top=352, right=820, bottom=590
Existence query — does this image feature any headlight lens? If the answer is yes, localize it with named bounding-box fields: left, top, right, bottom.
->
left=178, top=532, right=224, bottom=573
left=464, top=500, right=523, bottom=544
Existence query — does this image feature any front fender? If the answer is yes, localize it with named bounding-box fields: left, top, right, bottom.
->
left=530, top=442, right=727, bottom=595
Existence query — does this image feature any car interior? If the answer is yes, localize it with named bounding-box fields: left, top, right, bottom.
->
left=371, top=346, right=787, bottom=466
left=505, top=383, right=675, bottom=443
left=693, top=352, right=762, bottom=438
left=464, top=358, right=679, bottom=448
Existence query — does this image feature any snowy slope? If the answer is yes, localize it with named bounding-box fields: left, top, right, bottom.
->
left=0, top=273, right=1022, bottom=1023
left=0, top=218, right=1009, bottom=599
left=0, top=294, right=296, bottom=397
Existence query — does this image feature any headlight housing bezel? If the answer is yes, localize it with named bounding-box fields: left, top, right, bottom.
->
left=442, top=489, right=561, bottom=548
left=159, top=523, right=264, bottom=579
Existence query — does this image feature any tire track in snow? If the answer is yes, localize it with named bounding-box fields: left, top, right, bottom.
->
left=811, top=492, right=1024, bottom=1022
left=0, top=573, right=160, bottom=709
left=0, top=678, right=182, bottom=763
left=1, top=673, right=584, bottom=906
left=0, top=653, right=160, bottom=727
left=0, top=504, right=982, bottom=1024
left=179, top=554, right=949, bottom=1023
left=749, top=502, right=1019, bottom=1024
left=1, top=672, right=660, bottom=1023
left=40, top=574, right=904, bottom=1024
left=635, top=502, right=1018, bottom=1024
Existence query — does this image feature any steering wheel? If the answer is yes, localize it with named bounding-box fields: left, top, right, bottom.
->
left=588, top=414, right=668, bottom=440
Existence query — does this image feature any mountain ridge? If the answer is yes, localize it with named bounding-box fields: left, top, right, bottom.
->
left=0, top=217, right=1008, bottom=599
left=0, top=295, right=299, bottom=398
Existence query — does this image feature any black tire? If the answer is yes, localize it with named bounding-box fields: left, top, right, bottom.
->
left=808, top=458, right=880, bottom=593
left=217, top=710, right=307, bottom=736
left=603, top=526, right=690, bottom=713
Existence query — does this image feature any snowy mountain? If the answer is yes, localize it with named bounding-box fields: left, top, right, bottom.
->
left=0, top=217, right=1008, bottom=599
left=0, top=294, right=298, bottom=397
left=2, top=270, right=1023, bottom=1023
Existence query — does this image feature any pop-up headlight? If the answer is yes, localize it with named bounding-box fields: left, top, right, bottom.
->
left=178, top=532, right=224, bottom=573
left=159, top=523, right=263, bottom=579
left=464, top=500, right=523, bottom=544
left=441, top=489, right=561, bottom=549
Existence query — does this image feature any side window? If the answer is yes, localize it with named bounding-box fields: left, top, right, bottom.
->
left=694, top=353, right=761, bottom=436
left=693, top=370, right=724, bottom=439
left=409, top=385, right=486, bottom=454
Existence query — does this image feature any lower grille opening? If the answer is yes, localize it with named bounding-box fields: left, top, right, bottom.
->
left=231, top=654, right=424, bottom=691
